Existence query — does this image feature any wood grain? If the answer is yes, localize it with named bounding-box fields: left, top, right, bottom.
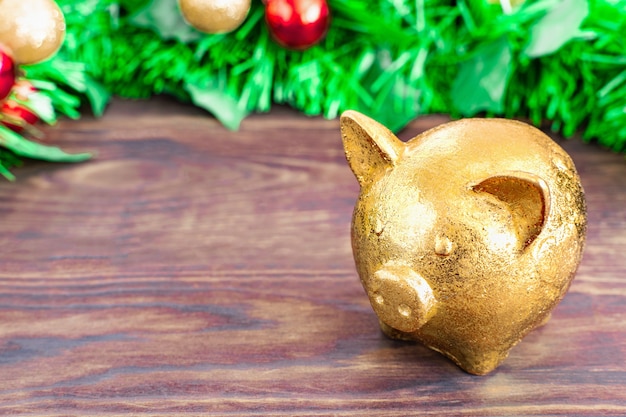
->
left=0, top=98, right=625, bottom=416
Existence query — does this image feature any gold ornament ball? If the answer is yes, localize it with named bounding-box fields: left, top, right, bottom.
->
left=0, top=0, right=66, bottom=65
left=178, top=0, right=251, bottom=34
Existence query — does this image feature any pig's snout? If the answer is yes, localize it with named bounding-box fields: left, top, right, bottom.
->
left=368, top=264, right=437, bottom=333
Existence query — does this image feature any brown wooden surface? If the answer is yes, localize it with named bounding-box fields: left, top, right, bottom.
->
left=1, top=98, right=625, bottom=416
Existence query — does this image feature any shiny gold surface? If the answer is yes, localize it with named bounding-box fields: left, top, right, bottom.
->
left=178, top=0, right=250, bottom=34
left=341, top=110, right=587, bottom=375
left=0, top=0, right=65, bottom=64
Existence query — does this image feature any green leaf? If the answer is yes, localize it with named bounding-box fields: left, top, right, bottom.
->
left=0, top=163, right=15, bottom=181
left=26, top=59, right=88, bottom=93
left=451, top=37, right=512, bottom=115
left=0, top=149, right=20, bottom=181
left=185, top=82, right=248, bottom=131
left=130, top=0, right=203, bottom=43
left=524, top=0, right=589, bottom=58
left=84, top=78, right=111, bottom=117
left=36, top=86, right=82, bottom=120
left=18, top=92, right=57, bottom=125
left=25, top=57, right=110, bottom=117
left=0, top=125, right=92, bottom=163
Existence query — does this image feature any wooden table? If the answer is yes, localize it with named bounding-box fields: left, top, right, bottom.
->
left=1, top=98, right=625, bottom=416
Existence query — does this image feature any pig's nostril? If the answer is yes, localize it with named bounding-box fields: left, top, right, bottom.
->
left=398, top=304, right=412, bottom=318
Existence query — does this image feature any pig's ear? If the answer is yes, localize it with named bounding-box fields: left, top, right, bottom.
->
left=472, top=173, right=550, bottom=250
left=341, top=110, right=405, bottom=187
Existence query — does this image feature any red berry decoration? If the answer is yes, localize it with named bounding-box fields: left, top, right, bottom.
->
left=265, top=0, right=330, bottom=50
left=0, top=49, right=16, bottom=101
left=1, top=99, right=38, bottom=132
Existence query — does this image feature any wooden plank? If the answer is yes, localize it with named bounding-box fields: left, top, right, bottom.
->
left=0, top=99, right=625, bottom=415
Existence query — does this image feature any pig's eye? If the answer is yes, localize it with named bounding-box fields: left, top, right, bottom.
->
left=434, top=234, right=453, bottom=256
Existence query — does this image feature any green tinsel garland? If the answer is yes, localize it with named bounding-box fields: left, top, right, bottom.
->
left=34, top=0, right=626, bottom=154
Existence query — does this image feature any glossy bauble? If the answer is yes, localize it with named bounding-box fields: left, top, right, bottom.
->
left=0, top=49, right=16, bottom=100
left=179, top=0, right=250, bottom=34
left=0, top=0, right=66, bottom=64
left=265, top=0, right=330, bottom=50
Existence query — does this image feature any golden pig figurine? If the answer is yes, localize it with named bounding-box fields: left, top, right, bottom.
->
left=341, top=110, right=587, bottom=375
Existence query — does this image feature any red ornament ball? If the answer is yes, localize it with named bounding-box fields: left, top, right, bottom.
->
left=1, top=99, right=38, bottom=132
left=265, top=0, right=330, bottom=50
left=0, top=49, right=16, bottom=101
